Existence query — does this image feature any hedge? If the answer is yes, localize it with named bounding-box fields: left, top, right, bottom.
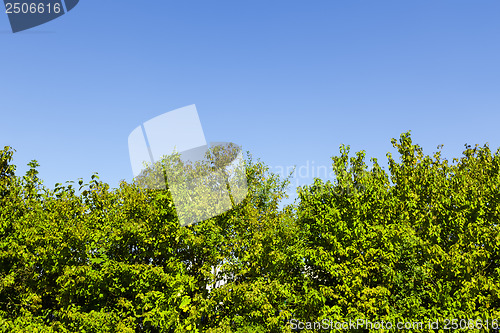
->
left=1, top=132, right=499, bottom=332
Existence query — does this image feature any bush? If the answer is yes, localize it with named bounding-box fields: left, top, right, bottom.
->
left=294, top=132, right=500, bottom=331
left=1, top=132, right=499, bottom=332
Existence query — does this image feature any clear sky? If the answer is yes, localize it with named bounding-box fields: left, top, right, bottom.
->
left=1, top=0, right=500, bottom=204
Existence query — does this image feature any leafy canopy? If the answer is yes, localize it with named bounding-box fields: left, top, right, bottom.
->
left=0, top=132, right=499, bottom=332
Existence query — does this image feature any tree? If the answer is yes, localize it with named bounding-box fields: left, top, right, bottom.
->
left=1, top=132, right=500, bottom=332
left=294, top=131, right=500, bottom=331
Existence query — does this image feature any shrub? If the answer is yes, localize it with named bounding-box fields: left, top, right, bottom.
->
left=1, top=132, right=499, bottom=332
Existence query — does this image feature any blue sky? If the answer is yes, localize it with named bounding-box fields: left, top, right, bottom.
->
left=1, top=0, right=500, bottom=204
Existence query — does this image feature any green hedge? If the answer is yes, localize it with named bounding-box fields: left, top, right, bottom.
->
left=1, top=132, right=499, bottom=332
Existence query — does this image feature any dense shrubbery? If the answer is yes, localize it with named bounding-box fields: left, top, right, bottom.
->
left=1, top=132, right=499, bottom=332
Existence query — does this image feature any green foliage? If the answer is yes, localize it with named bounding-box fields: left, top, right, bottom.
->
left=1, top=132, right=499, bottom=332
left=295, top=132, right=500, bottom=331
